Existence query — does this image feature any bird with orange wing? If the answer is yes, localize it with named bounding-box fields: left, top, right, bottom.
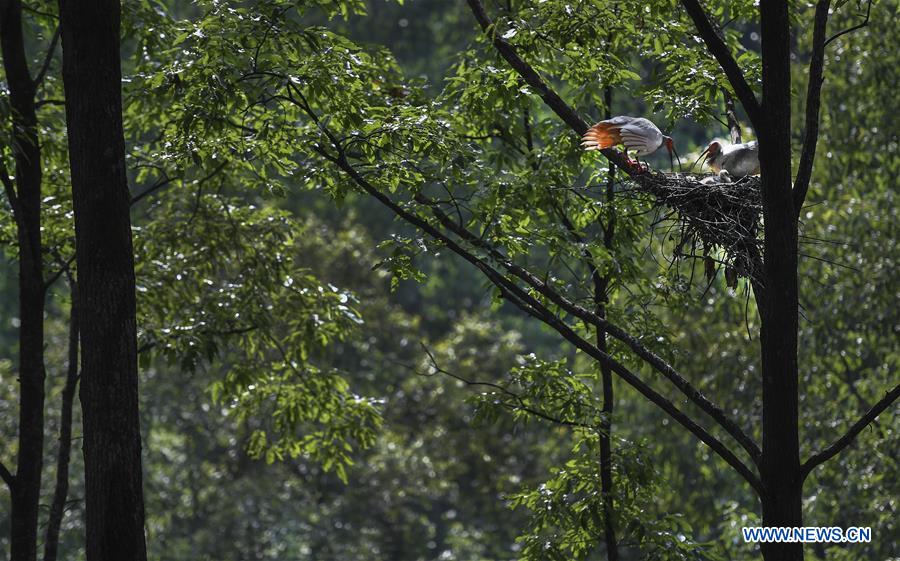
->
left=581, top=116, right=679, bottom=172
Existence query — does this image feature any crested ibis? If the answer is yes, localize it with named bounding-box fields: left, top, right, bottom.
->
left=581, top=116, right=679, bottom=172
left=695, top=140, right=760, bottom=178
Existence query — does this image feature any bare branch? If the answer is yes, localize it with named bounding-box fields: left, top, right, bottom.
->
left=824, top=0, right=871, bottom=48
left=33, top=25, right=60, bottom=88
left=464, top=0, right=637, bottom=175
left=801, top=382, right=900, bottom=481
left=793, top=0, right=831, bottom=214
left=679, top=0, right=762, bottom=130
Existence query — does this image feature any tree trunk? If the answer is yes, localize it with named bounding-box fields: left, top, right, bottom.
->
left=58, top=1, right=148, bottom=560
left=0, top=1, right=46, bottom=560
left=759, top=0, right=802, bottom=559
left=596, top=86, right=618, bottom=561
left=43, top=278, right=79, bottom=561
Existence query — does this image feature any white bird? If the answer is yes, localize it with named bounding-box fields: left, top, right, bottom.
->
left=581, top=116, right=678, bottom=171
left=695, top=140, right=760, bottom=178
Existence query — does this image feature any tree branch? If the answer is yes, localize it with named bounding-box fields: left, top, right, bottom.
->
left=130, top=160, right=228, bottom=207
left=419, top=344, right=599, bottom=431
left=464, top=0, right=637, bottom=175
left=824, top=0, right=871, bottom=48
left=679, top=0, right=762, bottom=130
left=32, top=24, right=60, bottom=88
left=43, top=254, right=75, bottom=292
left=723, top=89, right=742, bottom=144
left=800, top=382, right=900, bottom=481
left=792, top=0, right=830, bottom=215
left=44, top=272, right=79, bottom=561
left=0, top=159, right=23, bottom=225
left=0, top=460, right=13, bottom=489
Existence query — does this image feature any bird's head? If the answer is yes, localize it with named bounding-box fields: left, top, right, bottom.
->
left=663, top=136, right=681, bottom=172
left=692, top=141, right=721, bottom=171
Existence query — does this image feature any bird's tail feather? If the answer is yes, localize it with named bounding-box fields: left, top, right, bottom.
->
left=581, top=122, right=620, bottom=151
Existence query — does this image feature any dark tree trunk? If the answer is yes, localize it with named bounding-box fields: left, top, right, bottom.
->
left=759, top=0, right=803, bottom=559
left=596, top=86, right=618, bottom=561
left=58, top=1, right=148, bottom=560
left=43, top=278, right=79, bottom=561
left=0, top=2, right=46, bottom=560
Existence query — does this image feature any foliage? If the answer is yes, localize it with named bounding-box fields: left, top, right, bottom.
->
left=0, top=0, right=896, bottom=559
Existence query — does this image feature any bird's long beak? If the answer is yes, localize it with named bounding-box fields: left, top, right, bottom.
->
left=672, top=147, right=682, bottom=172
left=691, top=148, right=710, bottom=172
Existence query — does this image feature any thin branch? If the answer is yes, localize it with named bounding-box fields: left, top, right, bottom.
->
left=793, top=0, right=831, bottom=214
left=800, top=382, right=900, bottom=481
left=35, top=98, right=64, bottom=109
left=679, top=0, right=762, bottom=129
left=0, top=160, right=23, bottom=223
left=44, top=272, right=79, bottom=561
left=464, top=0, right=637, bottom=175
left=723, top=89, right=742, bottom=144
left=43, top=254, right=75, bottom=292
left=136, top=324, right=257, bottom=356
left=130, top=160, right=228, bottom=207
left=22, top=4, right=58, bottom=20
left=420, top=344, right=597, bottom=431
left=33, top=25, right=60, bottom=88
left=824, top=0, right=871, bottom=48
left=129, top=174, right=175, bottom=207
left=0, top=460, right=13, bottom=489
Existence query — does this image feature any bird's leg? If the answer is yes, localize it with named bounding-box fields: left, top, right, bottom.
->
left=634, top=155, right=650, bottom=173
left=621, top=150, right=650, bottom=174
left=623, top=150, right=643, bottom=173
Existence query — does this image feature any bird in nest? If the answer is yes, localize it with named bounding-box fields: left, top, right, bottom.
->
left=581, top=116, right=679, bottom=173
left=695, top=140, right=760, bottom=178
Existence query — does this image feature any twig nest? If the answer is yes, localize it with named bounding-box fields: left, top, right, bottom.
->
left=630, top=171, right=763, bottom=285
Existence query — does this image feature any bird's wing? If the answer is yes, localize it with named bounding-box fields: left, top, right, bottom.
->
left=581, top=116, right=662, bottom=154
left=603, top=115, right=639, bottom=126
left=721, top=142, right=760, bottom=177
left=723, top=140, right=758, bottom=154
left=619, top=120, right=661, bottom=155
left=581, top=121, right=623, bottom=151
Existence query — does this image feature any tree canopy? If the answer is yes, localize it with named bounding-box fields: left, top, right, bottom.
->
left=0, top=0, right=897, bottom=560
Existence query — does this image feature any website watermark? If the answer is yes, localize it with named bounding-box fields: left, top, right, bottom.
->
left=742, top=526, right=872, bottom=543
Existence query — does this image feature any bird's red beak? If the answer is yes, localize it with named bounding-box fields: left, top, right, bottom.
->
left=665, top=137, right=681, bottom=172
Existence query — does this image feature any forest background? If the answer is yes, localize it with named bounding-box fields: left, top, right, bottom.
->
left=0, top=0, right=897, bottom=560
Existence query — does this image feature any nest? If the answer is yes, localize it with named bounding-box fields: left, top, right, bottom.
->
left=632, top=172, right=763, bottom=287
